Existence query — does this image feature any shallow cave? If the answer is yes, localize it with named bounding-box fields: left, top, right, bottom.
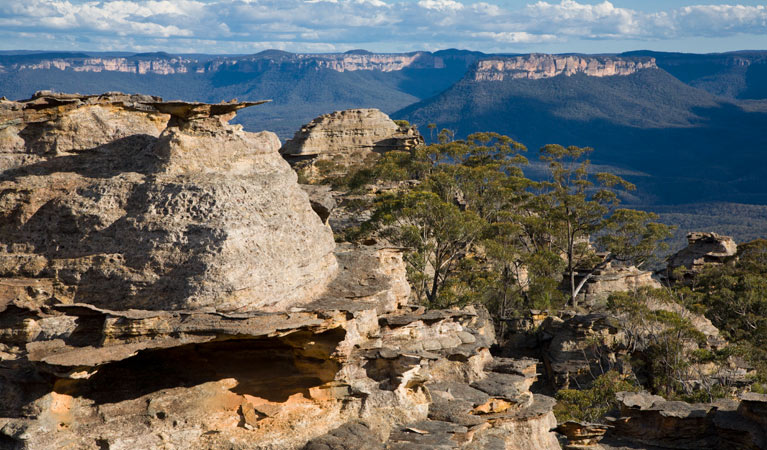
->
left=60, top=328, right=346, bottom=404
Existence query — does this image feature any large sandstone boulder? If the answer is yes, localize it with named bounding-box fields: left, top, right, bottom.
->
left=279, top=108, right=423, bottom=182
left=0, top=92, right=337, bottom=313
left=667, top=232, right=737, bottom=280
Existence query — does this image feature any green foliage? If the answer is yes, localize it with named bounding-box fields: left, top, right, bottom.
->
left=607, top=288, right=729, bottom=401
left=367, top=132, right=530, bottom=309
left=688, top=239, right=767, bottom=382
left=533, top=144, right=671, bottom=307
left=360, top=131, right=673, bottom=327
left=373, top=190, right=486, bottom=306
left=554, top=371, right=641, bottom=423
left=393, top=119, right=411, bottom=128
left=598, top=209, right=673, bottom=268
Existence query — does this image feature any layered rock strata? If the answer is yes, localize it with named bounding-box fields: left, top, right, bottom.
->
left=0, top=51, right=452, bottom=75
left=474, top=55, right=657, bottom=81
left=0, top=93, right=560, bottom=449
left=306, top=356, right=561, bottom=449
left=280, top=109, right=423, bottom=183
left=606, top=391, right=767, bottom=449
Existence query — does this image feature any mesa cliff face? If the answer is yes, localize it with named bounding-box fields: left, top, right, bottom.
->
left=473, top=54, right=657, bottom=81
left=0, top=92, right=560, bottom=449
left=0, top=51, right=449, bottom=76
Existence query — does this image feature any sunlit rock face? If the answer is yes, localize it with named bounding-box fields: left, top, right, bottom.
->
left=667, top=231, right=738, bottom=280
left=280, top=108, right=423, bottom=183
left=474, top=54, right=658, bottom=81
left=0, top=92, right=337, bottom=312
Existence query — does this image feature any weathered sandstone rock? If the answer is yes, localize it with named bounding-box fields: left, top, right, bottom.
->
left=607, top=391, right=767, bottom=449
left=280, top=109, right=423, bottom=182
left=575, top=261, right=660, bottom=307
left=539, top=313, right=625, bottom=390
left=556, top=421, right=610, bottom=449
left=0, top=92, right=336, bottom=313
left=667, top=232, right=737, bottom=279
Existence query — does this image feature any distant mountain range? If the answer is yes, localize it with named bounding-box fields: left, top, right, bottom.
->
left=0, top=49, right=484, bottom=137
left=1, top=49, right=767, bottom=212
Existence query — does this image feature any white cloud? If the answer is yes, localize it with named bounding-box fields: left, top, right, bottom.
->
left=471, top=31, right=558, bottom=44
left=418, top=0, right=464, bottom=12
left=0, top=0, right=766, bottom=53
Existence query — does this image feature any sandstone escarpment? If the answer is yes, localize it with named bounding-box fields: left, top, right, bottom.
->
left=0, top=51, right=451, bottom=76
left=280, top=109, right=423, bottom=183
left=0, top=93, right=560, bottom=449
left=5, top=56, right=199, bottom=75
left=473, top=55, right=657, bottom=81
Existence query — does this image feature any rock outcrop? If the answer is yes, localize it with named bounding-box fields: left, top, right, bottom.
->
left=280, top=109, right=423, bottom=183
left=606, top=391, right=767, bottom=449
left=575, top=261, right=660, bottom=307
left=556, top=421, right=610, bottom=449
left=667, top=232, right=737, bottom=279
left=0, top=91, right=336, bottom=313
left=539, top=313, right=626, bottom=390
left=0, top=93, right=560, bottom=449
left=473, top=55, right=657, bottom=81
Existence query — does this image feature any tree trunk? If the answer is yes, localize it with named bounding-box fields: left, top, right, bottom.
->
left=568, top=227, right=576, bottom=307
left=571, top=256, right=614, bottom=301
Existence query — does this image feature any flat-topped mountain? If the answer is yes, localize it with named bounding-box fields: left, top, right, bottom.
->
left=473, top=54, right=657, bottom=81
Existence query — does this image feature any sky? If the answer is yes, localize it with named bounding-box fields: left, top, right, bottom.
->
left=1, top=0, right=767, bottom=55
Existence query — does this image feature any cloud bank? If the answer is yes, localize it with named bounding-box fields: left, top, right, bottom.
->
left=1, top=0, right=766, bottom=53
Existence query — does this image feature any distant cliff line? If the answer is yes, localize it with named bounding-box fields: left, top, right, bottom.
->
left=473, top=54, right=658, bottom=80
left=0, top=50, right=666, bottom=77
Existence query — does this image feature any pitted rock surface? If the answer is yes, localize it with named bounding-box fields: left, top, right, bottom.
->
left=0, top=92, right=337, bottom=313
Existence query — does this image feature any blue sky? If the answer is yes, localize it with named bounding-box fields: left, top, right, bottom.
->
left=1, top=0, right=766, bottom=54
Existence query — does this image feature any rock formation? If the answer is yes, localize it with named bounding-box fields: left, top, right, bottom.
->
left=606, top=391, right=767, bottom=449
left=575, top=261, right=660, bottom=307
left=473, top=55, right=657, bottom=81
left=667, top=232, right=738, bottom=279
left=556, top=421, right=609, bottom=449
left=0, top=91, right=336, bottom=313
left=280, top=109, right=423, bottom=183
left=0, top=92, right=560, bottom=449
left=539, top=313, right=626, bottom=390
